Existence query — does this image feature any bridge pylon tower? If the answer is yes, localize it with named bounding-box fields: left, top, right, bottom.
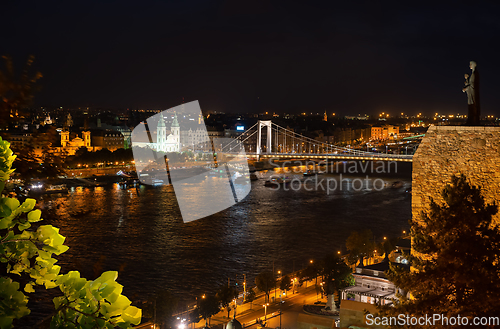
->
left=257, top=120, right=272, bottom=159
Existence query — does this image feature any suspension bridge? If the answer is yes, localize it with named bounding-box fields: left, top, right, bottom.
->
left=221, top=121, right=414, bottom=162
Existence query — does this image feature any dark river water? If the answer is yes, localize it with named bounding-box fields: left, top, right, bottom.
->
left=24, top=162, right=412, bottom=326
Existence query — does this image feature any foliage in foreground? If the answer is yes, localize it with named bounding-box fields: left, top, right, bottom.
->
left=0, top=137, right=141, bottom=328
left=377, top=175, right=500, bottom=327
left=0, top=55, right=43, bottom=125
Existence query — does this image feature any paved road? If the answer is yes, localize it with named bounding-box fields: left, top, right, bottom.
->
left=194, top=279, right=327, bottom=329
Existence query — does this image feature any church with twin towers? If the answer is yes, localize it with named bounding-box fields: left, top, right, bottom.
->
left=155, top=113, right=181, bottom=153
left=154, top=111, right=209, bottom=153
left=131, top=111, right=209, bottom=152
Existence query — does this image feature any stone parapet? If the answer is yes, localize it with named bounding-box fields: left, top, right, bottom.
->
left=412, top=125, right=500, bottom=226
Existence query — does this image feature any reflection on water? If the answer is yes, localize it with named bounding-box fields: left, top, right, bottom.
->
left=39, top=171, right=411, bottom=305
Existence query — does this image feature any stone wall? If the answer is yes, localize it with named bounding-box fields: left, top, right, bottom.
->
left=297, top=313, right=336, bottom=329
left=339, top=300, right=381, bottom=329
left=412, top=126, right=500, bottom=226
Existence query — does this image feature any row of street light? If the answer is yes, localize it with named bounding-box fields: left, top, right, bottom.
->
left=188, top=258, right=351, bottom=329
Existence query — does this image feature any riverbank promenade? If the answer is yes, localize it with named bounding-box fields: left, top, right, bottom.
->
left=193, top=279, right=328, bottom=329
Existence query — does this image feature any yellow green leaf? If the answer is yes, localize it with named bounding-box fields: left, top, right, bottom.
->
left=24, top=283, right=35, bottom=293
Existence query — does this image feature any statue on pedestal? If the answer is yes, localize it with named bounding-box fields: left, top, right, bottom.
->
left=462, top=61, right=480, bottom=125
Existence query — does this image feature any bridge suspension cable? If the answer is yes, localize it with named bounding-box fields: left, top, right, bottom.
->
left=220, top=122, right=259, bottom=152
left=269, top=122, right=378, bottom=156
left=218, top=120, right=413, bottom=161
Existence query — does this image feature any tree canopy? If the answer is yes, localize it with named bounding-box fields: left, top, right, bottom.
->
left=65, top=148, right=133, bottom=168
left=279, top=275, right=292, bottom=293
left=141, top=289, right=178, bottom=329
left=255, top=271, right=275, bottom=303
left=10, top=127, right=64, bottom=182
left=321, top=253, right=354, bottom=309
left=300, top=262, right=321, bottom=284
left=345, top=229, right=375, bottom=266
left=379, top=175, right=500, bottom=325
left=245, top=288, right=256, bottom=308
left=216, top=284, right=238, bottom=318
left=197, top=293, right=219, bottom=326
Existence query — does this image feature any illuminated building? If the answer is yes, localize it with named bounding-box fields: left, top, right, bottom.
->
left=156, top=113, right=180, bottom=152
left=370, top=125, right=400, bottom=140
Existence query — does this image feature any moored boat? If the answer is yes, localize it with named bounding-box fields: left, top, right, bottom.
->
left=392, top=181, right=403, bottom=189
left=264, top=176, right=292, bottom=187
left=303, top=169, right=324, bottom=177
left=29, top=183, right=69, bottom=195
left=151, top=178, right=165, bottom=186
left=119, top=179, right=141, bottom=188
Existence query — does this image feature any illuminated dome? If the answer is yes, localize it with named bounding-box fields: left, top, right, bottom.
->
left=226, top=313, right=242, bottom=329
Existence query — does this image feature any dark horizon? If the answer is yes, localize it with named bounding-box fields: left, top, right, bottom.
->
left=3, top=1, right=500, bottom=116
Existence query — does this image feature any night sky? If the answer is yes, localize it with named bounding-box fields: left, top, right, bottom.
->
left=3, top=1, right=500, bottom=116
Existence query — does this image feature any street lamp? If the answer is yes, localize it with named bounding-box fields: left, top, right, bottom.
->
left=177, top=318, right=187, bottom=329
left=275, top=270, right=282, bottom=301
left=263, top=303, right=269, bottom=321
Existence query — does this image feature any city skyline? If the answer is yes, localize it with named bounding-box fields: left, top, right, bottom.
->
left=3, top=1, right=500, bottom=116
left=2, top=2, right=500, bottom=327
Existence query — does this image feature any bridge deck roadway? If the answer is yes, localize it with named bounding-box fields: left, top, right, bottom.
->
left=225, top=153, right=413, bottom=162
